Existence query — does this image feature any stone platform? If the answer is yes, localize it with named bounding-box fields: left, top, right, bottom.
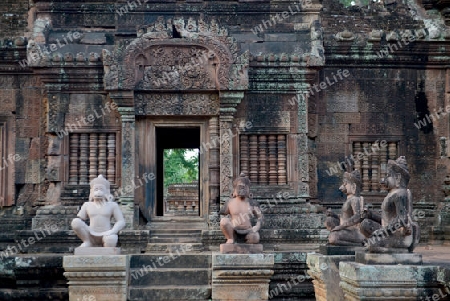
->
left=340, top=251, right=442, bottom=301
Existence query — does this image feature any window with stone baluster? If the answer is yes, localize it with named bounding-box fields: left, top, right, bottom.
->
left=239, top=134, right=287, bottom=185
left=68, top=132, right=119, bottom=185
left=351, top=140, right=399, bottom=193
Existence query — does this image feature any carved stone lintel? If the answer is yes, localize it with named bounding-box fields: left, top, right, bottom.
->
left=103, top=17, right=249, bottom=92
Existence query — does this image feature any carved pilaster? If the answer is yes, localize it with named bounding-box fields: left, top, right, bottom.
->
left=117, top=107, right=135, bottom=201
left=220, top=114, right=234, bottom=201
left=219, top=91, right=244, bottom=203
left=117, top=103, right=136, bottom=230
left=209, top=116, right=220, bottom=214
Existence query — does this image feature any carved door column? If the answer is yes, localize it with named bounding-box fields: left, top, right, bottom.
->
left=219, top=91, right=244, bottom=204
left=110, top=91, right=136, bottom=229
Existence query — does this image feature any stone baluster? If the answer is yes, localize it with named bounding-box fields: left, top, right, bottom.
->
left=258, top=135, right=268, bottom=185
left=79, top=134, right=89, bottom=185
left=69, top=134, right=79, bottom=185
left=371, top=142, right=379, bottom=192
left=107, top=133, right=116, bottom=184
left=240, top=135, right=249, bottom=177
left=89, top=133, right=98, bottom=181
left=249, top=135, right=258, bottom=183
left=388, top=142, right=397, bottom=160
left=268, top=135, right=277, bottom=185
left=353, top=142, right=362, bottom=174
left=362, top=142, right=370, bottom=192
left=98, top=133, right=107, bottom=177
left=277, top=135, right=287, bottom=185
left=380, top=144, right=388, bottom=193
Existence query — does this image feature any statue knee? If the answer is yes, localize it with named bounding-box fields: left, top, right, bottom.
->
left=325, top=217, right=339, bottom=231
left=220, top=217, right=231, bottom=228
left=71, top=218, right=85, bottom=231
left=328, top=232, right=338, bottom=245
left=246, top=232, right=260, bottom=244
left=103, top=234, right=118, bottom=247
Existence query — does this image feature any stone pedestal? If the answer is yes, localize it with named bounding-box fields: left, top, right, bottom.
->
left=63, top=255, right=129, bottom=301
left=340, top=252, right=442, bottom=300
left=212, top=253, right=274, bottom=301
left=307, top=252, right=355, bottom=301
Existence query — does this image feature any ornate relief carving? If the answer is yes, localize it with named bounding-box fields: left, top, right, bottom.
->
left=135, top=93, right=219, bottom=116
left=220, top=120, right=233, bottom=196
left=103, top=17, right=248, bottom=92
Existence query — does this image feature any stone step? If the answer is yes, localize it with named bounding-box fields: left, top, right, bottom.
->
left=145, top=243, right=204, bottom=253
left=149, top=237, right=201, bottom=243
left=130, top=253, right=211, bottom=269
left=150, top=229, right=202, bottom=235
left=129, top=268, right=210, bottom=286
left=148, top=219, right=208, bottom=230
left=128, top=285, right=211, bottom=301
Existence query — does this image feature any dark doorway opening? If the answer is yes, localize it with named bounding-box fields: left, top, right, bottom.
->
left=156, top=127, right=200, bottom=216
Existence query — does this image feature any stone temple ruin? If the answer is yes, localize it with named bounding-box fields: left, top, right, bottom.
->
left=1, top=0, right=450, bottom=300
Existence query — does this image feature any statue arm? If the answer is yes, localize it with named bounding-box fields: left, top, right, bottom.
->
left=375, top=194, right=409, bottom=236
left=219, top=201, right=230, bottom=216
left=109, top=203, right=126, bottom=235
left=340, top=198, right=364, bottom=228
left=326, top=208, right=340, bottom=219
left=252, top=205, right=263, bottom=232
left=332, top=198, right=362, bottom=231
left=77, top=203, right=88, bottom=220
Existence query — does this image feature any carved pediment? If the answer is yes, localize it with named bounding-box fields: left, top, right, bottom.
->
left=103, top=17, right=249, bottom=92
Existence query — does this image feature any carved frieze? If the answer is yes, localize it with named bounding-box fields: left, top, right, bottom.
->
left=103, top=17, right=249, bottom=92
left=135, top=93, right=219, bottom=116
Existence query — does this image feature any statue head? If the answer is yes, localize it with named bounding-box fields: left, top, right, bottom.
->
left=232, top=172, right=251, bottom=198
left=340, top=170, right=361, bottom=197
left=386, top=156, right=410, bottom=189
left=89, top=175, right=114, bottom=204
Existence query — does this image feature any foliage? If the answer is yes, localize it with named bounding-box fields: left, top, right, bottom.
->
left=163, top=148, right=199, bottom=192
left=339, top=0, right=371, bottom=7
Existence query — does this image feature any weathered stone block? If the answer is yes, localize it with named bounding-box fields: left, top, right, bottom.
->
left=46, top=156, right=63, bottom=181
left=307, top=252, right=354, bottom=301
